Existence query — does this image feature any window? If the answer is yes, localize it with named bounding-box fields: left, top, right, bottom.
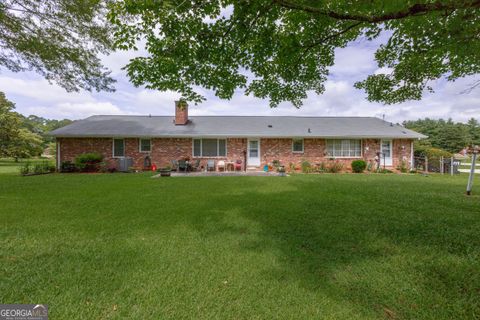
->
left=292, top=139, right=304, bottom=153
left=193, top=139, right=227, bottom=157
left=139, top=138, right=151, bottom=152
left=113, top=138, right=125, bottom=157
left=326, top=139, right=361, bottom=157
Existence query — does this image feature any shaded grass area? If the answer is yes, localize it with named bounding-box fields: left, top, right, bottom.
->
left=1, top=170, right=479, bottom=319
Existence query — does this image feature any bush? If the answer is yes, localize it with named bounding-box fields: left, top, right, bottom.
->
left=397, top=160, right=408, bottom=173
left=19, top=162, right=31, bottom=175
left=317, top=162, right=327, bottom=173
left=351, top=160, right=367, bottom=173
left=33, top=163, right=44, bottom=174
left=414, top=146, right=452, bottom=158
left=20, top=161, right=54, bottom=175
left=378, top=168, right=393, bottom=174
left=288, top=162, right=296, bottom=173
left=328, top=161, right=344, bottom=173
left=301, top=160, right=312, bottom=173
left=75, top=153, right=103, bottom=172
left=61, top=161, right=76, bottom=172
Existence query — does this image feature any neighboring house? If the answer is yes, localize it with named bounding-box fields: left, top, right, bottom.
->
left=50, top=101, right=426, bottom=171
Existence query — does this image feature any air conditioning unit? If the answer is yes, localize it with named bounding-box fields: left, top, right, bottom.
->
left=117, top=157, right=133, bottom=172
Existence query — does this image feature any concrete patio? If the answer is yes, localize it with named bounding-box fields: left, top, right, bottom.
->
left=152, top=171, right=285, bottom=178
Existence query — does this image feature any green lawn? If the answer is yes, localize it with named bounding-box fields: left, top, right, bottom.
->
left=1, top=167, right=479, bottom=319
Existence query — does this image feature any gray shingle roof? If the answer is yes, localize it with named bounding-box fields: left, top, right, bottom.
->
left=49, top=115, right=427, bottom=139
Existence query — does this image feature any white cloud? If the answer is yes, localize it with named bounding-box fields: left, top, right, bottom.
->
left=23, top=102, right=134, bottom=119
left=330, top=46, right=377, bottom=78
left=0, top=75, right=95, bottom=104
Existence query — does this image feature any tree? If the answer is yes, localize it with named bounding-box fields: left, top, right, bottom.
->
left=404, top=117, right=479, bottom=153
left=20, top=115, right=72, bottom=147
left=436, top=119, right=471, bottom=153
left=9, top=128, right=44, bottom=160
left=109, top=1, right=480, bottom=107
left=0, top=0, right=115, bottom=92
left=467, top=118, right=480, bottom=145
left=0, top=91, right=21, bottom=158
left=0, top=92, right=43, bottom=160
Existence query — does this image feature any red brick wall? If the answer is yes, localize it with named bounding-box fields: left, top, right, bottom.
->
left=57, top=137, right=413, bottom=171
left=57, top=138, right=114, bottom=166
left=393, top=139, right=413, bottom=169
left=261, top=138, right=326, bottom=166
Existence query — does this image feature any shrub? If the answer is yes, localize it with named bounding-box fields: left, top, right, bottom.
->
left=288, top=162, right=296, bottom=173
left=99, top=162, right=108, bottom=173
left=378, top=168, right=393, bottom=174
left=19, top=161, right=54, bottom=175
left=33, top=163, right=44, bottom=174
left=397, top=160, right=408, bottom=173
left=317, top=162, right=327, bottom=173
left=61, top=161, right=76, bottom=172
left=351, top=160, right=367, bottom=173
left=75, top=153, right=103, bottom=172
left=19, top=162, right=31, bottom=175
left=301, top=160, right=312, bottom=173
left=328, top=161, right=344, bottom=173
left=414, top=146, right=452, bottom=158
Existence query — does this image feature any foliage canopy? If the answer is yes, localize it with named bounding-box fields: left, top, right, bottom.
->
left=109, top=0, right=480, bottom=107
left=0, top=0, right=115, bottom=92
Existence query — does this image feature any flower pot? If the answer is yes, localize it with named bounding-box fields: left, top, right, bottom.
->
left=159, top=170, right=171, bottom=177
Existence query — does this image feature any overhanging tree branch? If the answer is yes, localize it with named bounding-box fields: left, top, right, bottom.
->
left=272, top=0, right=480, bottom=23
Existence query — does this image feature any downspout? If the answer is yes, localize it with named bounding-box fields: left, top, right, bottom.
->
left=57, top=139, right=61, bottom=172
left=410, top=140, right=414, bottom=170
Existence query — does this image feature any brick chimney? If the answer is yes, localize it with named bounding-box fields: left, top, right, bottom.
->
left=174, top=100, right=188, bottom=125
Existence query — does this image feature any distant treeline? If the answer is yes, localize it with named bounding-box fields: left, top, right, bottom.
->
left=20, top=114, right=72, bottom=148
left=403, top=118, right=480, bottom=154
left=1, top=92, right=72, bottom=159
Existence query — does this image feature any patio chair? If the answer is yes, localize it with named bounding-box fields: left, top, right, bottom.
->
left=178, top=160, right=188, bottom=172
left=170, top=160, right=178, bottom=171
left=207, top=160, right=215, bottom=172
left=217, top=160, right=225, bottom=172
left=190, top=159, right=201, bottom=171
left=234, top=159, right=243, bottom=171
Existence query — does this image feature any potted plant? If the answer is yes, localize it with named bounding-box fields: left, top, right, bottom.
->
left=277, top=165, right=286, bottom=176
left=158, top=166, right=172, bottom=177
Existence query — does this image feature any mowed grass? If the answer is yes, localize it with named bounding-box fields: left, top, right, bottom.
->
left=1, top=168, right=479, bottom=319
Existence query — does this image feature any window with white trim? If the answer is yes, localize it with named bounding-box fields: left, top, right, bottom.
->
left=113, top=138, right=125, bottom=157
left=292, top=139, right=304, bottom=153
left=326, top=139, right=362, bottom=157
left=139, top=138, right=151, bottom=152
left=193, top=139, right=226, bottom=157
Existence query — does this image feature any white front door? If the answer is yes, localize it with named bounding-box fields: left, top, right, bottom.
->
left=381, top=139, right=393, bottom=166
left=247, top=139, right=260, bottom=166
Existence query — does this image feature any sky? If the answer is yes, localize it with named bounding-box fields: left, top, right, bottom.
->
left=1, top=35, right=479, bottom=123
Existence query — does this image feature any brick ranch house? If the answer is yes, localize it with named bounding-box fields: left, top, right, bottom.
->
left=50, top=101, right=426, bottom=171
